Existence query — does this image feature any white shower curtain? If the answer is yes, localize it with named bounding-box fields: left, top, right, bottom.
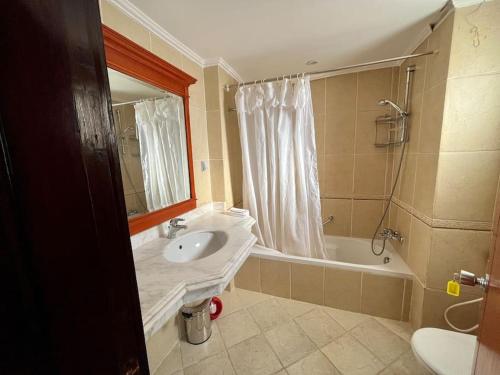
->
left=235, top=77, right=326, bottom=259
left=134, top=97, right=190, bottom=211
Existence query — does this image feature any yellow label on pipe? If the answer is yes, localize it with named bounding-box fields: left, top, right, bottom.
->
left=447, top=280, right=460, bottom=297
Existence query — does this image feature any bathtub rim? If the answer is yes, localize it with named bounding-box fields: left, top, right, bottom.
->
left=251, top=236, right=414, bottom=279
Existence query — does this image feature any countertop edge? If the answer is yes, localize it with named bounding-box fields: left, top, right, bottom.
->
left=141, top=230, right=257, bottom=340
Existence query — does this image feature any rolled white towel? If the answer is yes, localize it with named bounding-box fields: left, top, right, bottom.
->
left=227, top=207, right=249, bottom=217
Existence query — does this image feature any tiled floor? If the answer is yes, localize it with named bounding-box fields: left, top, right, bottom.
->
left=155, top=288, right=430, bottom=375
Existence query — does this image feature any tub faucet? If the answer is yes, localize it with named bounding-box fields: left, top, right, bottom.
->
left=167, top=218, right=187, bottom=239
left=380, top=228, right=404, bottom=243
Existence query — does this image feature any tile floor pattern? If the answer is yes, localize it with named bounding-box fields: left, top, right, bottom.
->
left=154, top=288, right=430, bottom=375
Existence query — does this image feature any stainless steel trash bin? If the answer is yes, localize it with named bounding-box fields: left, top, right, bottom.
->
left=181, top=298, right=212, bottom=344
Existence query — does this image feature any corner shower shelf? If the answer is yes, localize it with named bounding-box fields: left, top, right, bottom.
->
left=374, top=114, right=404, bottom=147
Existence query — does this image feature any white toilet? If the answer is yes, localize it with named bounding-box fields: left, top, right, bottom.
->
left=411, top=328, right=477, bottom=375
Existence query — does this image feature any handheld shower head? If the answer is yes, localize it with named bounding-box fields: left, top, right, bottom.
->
left=378, top=99, right=407, bottom=117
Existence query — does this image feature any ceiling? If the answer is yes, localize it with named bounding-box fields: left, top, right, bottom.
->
left=128, top=0, right=448, bottom=81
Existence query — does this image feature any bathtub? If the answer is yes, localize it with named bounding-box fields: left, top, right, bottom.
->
left=235, top=235, right=414, bottom=321
left=251, top=235, right=413, bottom=279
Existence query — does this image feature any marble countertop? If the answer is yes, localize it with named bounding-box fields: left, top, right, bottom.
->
left=132, top=209, right=256, bottom=339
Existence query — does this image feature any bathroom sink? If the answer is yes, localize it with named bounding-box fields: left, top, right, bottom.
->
left=163, top=231, right=228, bottom=263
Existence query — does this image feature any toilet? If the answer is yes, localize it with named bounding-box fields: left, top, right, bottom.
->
left=411, top=328, right=477, bottom=375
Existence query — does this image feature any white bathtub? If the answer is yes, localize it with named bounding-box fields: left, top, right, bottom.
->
left=251, top=235, right=413, bottom=279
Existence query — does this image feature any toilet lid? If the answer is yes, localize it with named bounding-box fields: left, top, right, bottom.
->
left=411, top=328, right=477, bottom=375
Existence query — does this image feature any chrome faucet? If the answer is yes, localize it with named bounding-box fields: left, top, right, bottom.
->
left=380, top=228, right=404, bottom=243
left=167, top=218, right=187, bottom=239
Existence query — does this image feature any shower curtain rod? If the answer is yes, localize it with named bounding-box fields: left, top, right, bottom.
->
left=224, top=50, right=436, bottom=91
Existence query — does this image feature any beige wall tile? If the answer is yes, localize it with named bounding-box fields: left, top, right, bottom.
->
left=235, top=257, right=261, bottom=292
left=189, top=82, right=205, bottom=112
left=395, top=153, right=416, bottom=205
left=448, top=1, right=500, bottom=78
left=351, top=199, right=383, bottom=238
left=410, top=279, right=424, bottom=329
left=407, top=217, right=431, bottom=285
left=388, top=202, right=399, bottom=229
left=206, top=111, right=223, bottom=159
left=441, top=74, right=500, bottom=152
left=204, top=66, right=220, bottom=111
left=425, top=12, right=454, bottom=90
left=413, top=153, right=438, bottom=218
left=291, top=263, right=324, bottom=305
left=317, top=152, right=325, bottom=193
left=101, top=0, right=151, bottom=50
left=321, top=199, right=352, bottom=236
left=405, top=92, right=423, bottom=154
left=323, top=154, right=354, bottom=196
left=209, top=160, right=225, bottom=202
left=393, top=206, right=412, bottom=262
left=314, top=115, right=325, bottom=157
left=324, top=116, right=356, bottom=155
left=357, top=68, right=393, bottom=111
left=260, top=259, right=291, bottom=298
left=418, top=82, right=446, bottom=154
left=326, top=73, right=357, bottom=116
left=324, top=268, right=362, bottom=312
left=355, top=110, right=390, bottom=154
left=311, top=79, right=326, bottom=116
left=190, top=108, right=209, bottom=160
left=421, top=288, right=482, bottom=330
left=427, top=228, right=491, bottom=290
left=434, top=151, right=500, bottom=222
left=384, top=152, right=394, bottom=196
left=402, top=279, right=413, bottom=321
left=361, top=273, right=405, bottom=320
left=194, top=160, right=212, bottom=205
left=354, top=154, right=387, bottom=197
left=181, top=55, right=203, bottom=82
left=150, top=34, right=183, bottom=68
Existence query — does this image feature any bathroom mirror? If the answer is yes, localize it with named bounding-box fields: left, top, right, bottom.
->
left=103, top=25, right=197, bottom=235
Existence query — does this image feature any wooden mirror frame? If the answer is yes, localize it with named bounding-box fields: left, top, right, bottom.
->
left=103, top=25, right=197, bottom=235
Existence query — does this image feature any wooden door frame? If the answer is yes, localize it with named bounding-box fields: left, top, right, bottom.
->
left=1, top=1, right=148, bottom=373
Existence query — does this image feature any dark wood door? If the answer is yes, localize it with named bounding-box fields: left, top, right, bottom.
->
left=0, top=1, right=148, bottom=373
left=475, top=202, right=500, bottom=374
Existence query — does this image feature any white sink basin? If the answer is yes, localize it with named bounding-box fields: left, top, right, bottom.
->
left=163, top=231, right=228, bottom=263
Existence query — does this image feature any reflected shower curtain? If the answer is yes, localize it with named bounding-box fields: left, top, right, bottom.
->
left=235, top=77, right=326, bottom=259
left=134, top=97, right=190, bottom=211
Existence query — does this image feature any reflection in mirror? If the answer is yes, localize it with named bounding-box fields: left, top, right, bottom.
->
left=108, top=68, right=190, bottom=218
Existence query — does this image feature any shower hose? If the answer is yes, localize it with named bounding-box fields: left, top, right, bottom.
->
left=370, top=140, right=407, bottom=256
left=444, top=297, right=484, bottom=333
